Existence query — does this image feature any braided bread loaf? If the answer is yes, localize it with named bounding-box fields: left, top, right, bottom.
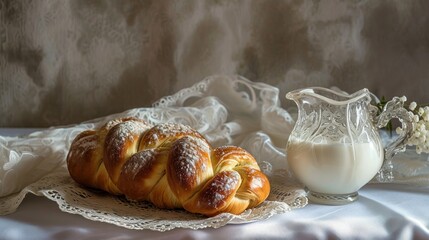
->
left=66, top=117, right=270, bottom=216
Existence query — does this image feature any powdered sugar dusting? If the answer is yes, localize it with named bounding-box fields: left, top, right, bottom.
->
left=122, top=150, right=156, bottom=179
left=76, top=134, right=98, bottom=151
left=116, top=121, right=145, bottom=142
left=107, top=121, right=149, bottom=159
left=68, top=133, right=98, bottom=161
left=204, top=171, right=240, bottom=208
left=158, top=123, right=194, bottom=135
left=171, top=135, right=210, bottom=187
left=145, top=123, right=198, bottom=147
left=104, top=118, right=126, bottom=130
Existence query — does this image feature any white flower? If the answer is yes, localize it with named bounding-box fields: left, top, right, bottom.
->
left=391, top=96, right=429, bottom=154
left=414, top=131, right=421, bottom=138
left=409, top=101, right=417, bottom=111
left=396, top=127, right=403, bottom=134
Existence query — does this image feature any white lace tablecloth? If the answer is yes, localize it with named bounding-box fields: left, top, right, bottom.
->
left=1, top=75, right=428, bottom=232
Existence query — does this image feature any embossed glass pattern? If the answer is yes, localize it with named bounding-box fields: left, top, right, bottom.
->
left=286, top=87, right=413, bottom=205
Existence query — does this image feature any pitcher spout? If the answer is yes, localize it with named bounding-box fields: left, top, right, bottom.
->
left=286, top=87, right=371, bottom=106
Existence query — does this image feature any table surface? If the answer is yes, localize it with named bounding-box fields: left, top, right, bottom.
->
left=1, top=128, right=429, bottom=240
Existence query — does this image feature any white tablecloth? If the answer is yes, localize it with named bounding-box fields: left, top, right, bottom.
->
left=1, top=128, right=429, bottom=240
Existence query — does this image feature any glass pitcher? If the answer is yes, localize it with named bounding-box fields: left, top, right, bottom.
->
left=285, top=87, right=413, bottom=205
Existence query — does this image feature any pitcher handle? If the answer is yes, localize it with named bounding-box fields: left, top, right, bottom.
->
left=374, top=97, right=414, bottom=182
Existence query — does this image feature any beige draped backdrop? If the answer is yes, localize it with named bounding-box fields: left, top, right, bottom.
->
left=1, top=0, right=428, bottom=127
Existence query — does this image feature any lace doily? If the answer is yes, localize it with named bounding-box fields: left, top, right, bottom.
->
left=0, top=168, right=306, bottom=231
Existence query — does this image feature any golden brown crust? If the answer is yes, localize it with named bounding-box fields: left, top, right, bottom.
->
left=104, top=119, right=152, bottom=184
left=67, top=130, right=99, bottom=186
left=167, top=135, right=213, bottom=203
left=66, top=118, right=270, bottom=216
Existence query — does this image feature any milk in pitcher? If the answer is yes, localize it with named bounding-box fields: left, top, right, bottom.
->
left=287, top=141, right=383, bottom=194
